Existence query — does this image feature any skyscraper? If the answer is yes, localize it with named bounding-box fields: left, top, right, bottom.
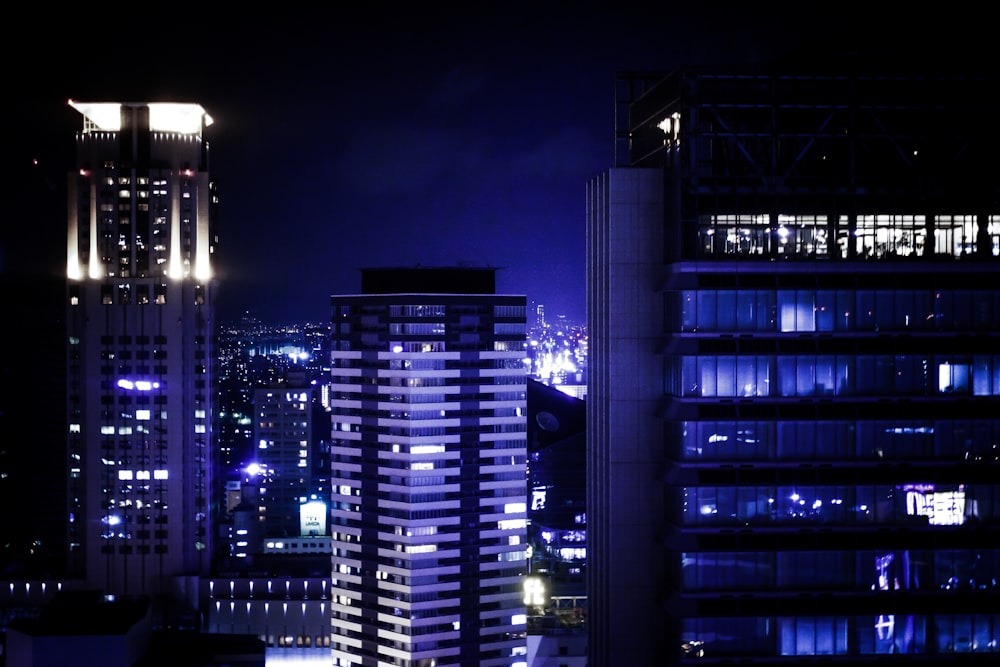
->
left=328, top=267, right=529, bottom=667
left=251, top=382, right=315, bottom=541
left=65, top=101, right=218, bottom=600
left=587, top=71, right=1000, bottom=665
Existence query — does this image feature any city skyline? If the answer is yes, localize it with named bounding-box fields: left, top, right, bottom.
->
left=3, top=8, right=999, bottom=665
left=10, top=6, right=979, bottom=326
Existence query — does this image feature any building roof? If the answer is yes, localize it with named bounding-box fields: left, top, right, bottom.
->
left=359, top=266, right=500, bottom=294
left=7, top=590, right=150, bottom=636
left=68, top=100, right=213, bottom=133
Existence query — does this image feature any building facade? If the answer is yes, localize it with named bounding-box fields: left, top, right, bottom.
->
left=65, top=101, right=218, bottom=599
left=251, top=384, right=315, bottom=541
left=587, top=72, right=1000, bottom=665
left=328, top=267, right=529, bottom=666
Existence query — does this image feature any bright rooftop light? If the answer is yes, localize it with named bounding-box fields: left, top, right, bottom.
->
left=68, top=100, right=213, bottom=133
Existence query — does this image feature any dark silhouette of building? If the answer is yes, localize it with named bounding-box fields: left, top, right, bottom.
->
left=0, top=273, right=67, bottom=579
left=6, top=590, right=265, bottom=666
left=587, top=69, right=1000, bottom=665
left=526, top=378, right=586, bottom=591
left=525, top=378, right=586, bottom=664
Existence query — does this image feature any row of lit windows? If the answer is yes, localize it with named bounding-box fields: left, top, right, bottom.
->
left=331, top=438, right=527, bottom=460
left=696, top=214, right=1000, bottom=259
left=268, top=634, right=329, bottom=648
left=668, top=355, right=1000, bottom=397
left=679, top=419, right=1000, bottom=462
left=681, top=483, right=996, bottom=527
left=683, top=549, right=1000, bottom=593
left=387, top=305, right=446, bottom=317
left=334, top=355, right=526, bottom=370
left=86, top=283, right=207, bottom=306
left=387, top=358, right=447, bottom=370
left=102, top=528, right=169, bottom=540
left=683, top=613, right=1000, bottom=657
left=365, top=423, right=526, bottom=437
left=379, top=406, right=524, bottom=420
left=389, top=322, right=447, bottom=335
left=376, top=390, right=525, bottom=403
left=96, top=176, right=165, bottom=187
left=676, top=288, right=1000, bottom=332
left=334, top=340, right=526, bottom=352
left=116, top=469, right=170, bottom=480
left=338, top=303, right=524, bottom=319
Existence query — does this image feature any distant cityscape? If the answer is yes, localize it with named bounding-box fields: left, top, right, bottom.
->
left=0, top=103, right=589, bottom=667
left=8, top=62, right=1000, bottom=667
left=212, top=303, right=587, bottom=573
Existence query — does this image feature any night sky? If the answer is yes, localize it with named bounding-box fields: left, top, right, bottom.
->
left=6, top=6, right=989, bottom=325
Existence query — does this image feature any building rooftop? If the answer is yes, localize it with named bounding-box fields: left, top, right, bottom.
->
left=68, top=100, right=213, bottom=134
left=359, top=266, right=500, bottom=294
left=6, top=590, right=150, bottom=636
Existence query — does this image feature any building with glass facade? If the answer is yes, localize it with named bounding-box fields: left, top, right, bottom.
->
left=65, top=101, right=218, bottom=600
left=587, top=71, right=1000, bottom=665
left=327, top=267, right=529, bottom=666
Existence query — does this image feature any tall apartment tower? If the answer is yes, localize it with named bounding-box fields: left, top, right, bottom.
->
left=65, top=101, right=218, bottom=599
left=328, top=267, right=529, bottom=667
left=251, top=383, right=314, bottom=540
left=587, top=72, right=1000, bottom=665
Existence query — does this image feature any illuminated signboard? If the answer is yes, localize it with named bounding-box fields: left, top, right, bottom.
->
left=299, top=499, right=327, bottom=536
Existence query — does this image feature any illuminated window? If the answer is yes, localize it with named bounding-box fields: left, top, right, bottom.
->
left=939, top=362, right=971, bottom=394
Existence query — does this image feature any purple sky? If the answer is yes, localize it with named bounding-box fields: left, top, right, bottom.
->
left=8, top=6, right=987, bottom=324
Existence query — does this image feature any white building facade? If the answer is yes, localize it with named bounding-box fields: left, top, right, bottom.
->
left=65, top=101, right=218, bottom=599
left=328, top=267, right=529, bottom=667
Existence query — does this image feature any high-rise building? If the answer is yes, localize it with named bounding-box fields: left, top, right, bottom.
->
left=251, top=382, right=315, bottom=541
left=328, top=267, right=529, bottom=667
left=587, top=71, right=1000, bottom=665
left=65, top=101, right=218, bottom=600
